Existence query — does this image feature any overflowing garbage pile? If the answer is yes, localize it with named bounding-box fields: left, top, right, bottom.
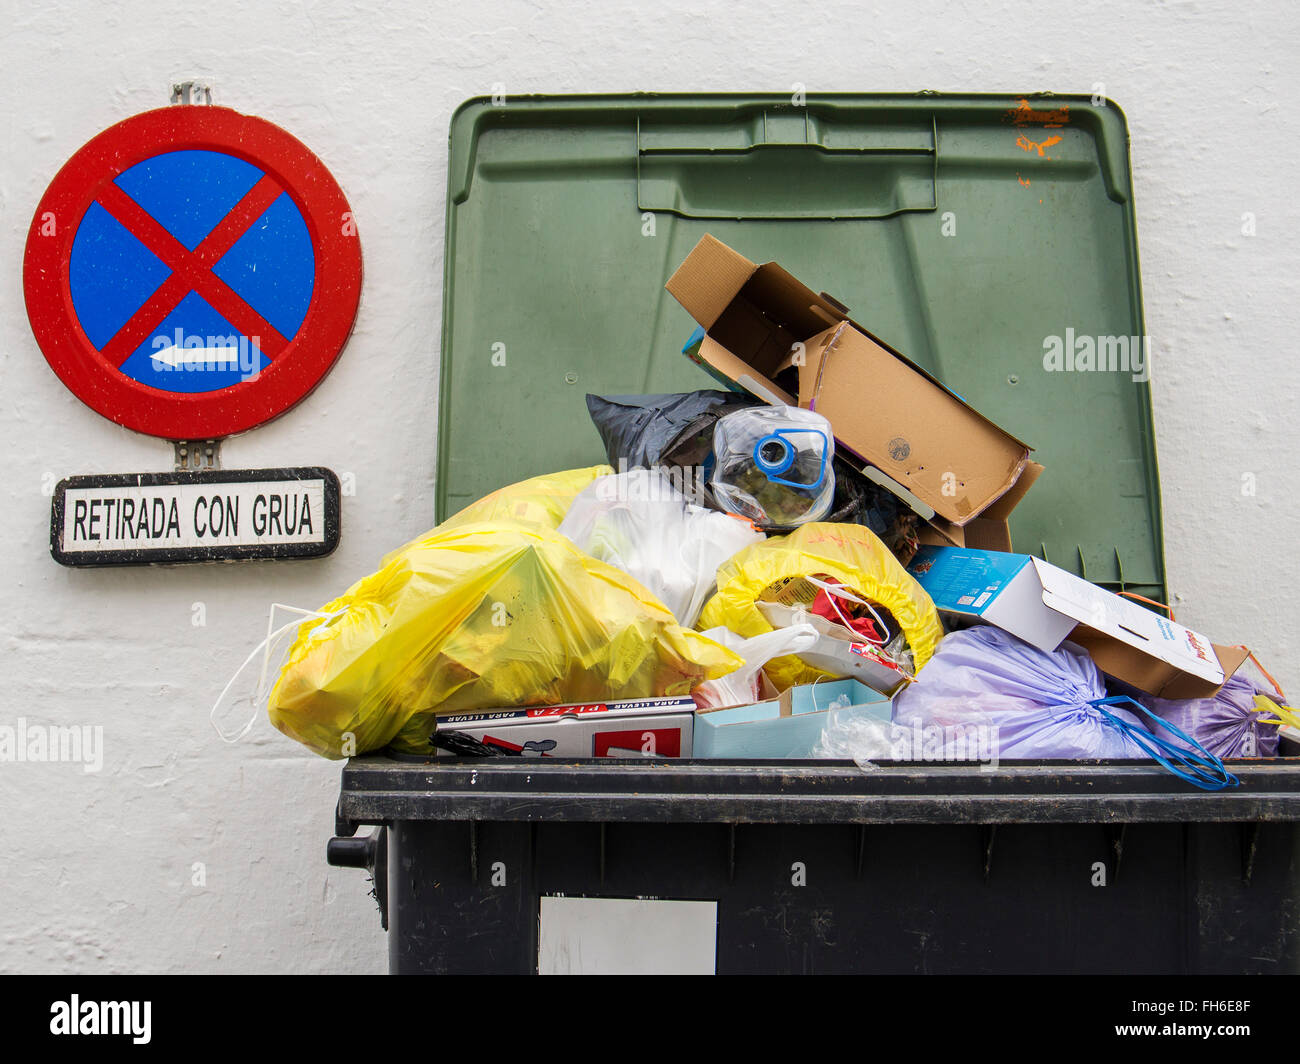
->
left=265, top=236, right=1295, bottom=788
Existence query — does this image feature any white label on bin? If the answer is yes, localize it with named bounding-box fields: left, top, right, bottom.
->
left=538, top=897, right=717, bottom=975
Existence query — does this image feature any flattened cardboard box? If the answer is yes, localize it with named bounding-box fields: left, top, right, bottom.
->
left=435, top=697, right=694, bottom=758
left=668, top=234, right=1036, bottom=535
left=908, top=545, right=1250, bottom=699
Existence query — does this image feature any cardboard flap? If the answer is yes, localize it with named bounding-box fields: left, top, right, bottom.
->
left=742, top=262, right=847, bottom=339
left=977, top=461, right=1044, bottom=521
left=918, top=516, right=965, bottom=548
left=695, top=334, right=796, bottom=406
left=778, top=687, right=795, bottom=718
left=665, top=234, right=757, bottom=329
left=1156, top=644, right=1251, bottom=700
left=916, top=465, right=1038, bottom=551
left=1033, top=558, right=1225, bottom=687
left=1068, top=628, right=1237, bottom=700
left=1068, top=627, right=1182, bottom=696
left=919, top=464, right=1041, bottom=552
left=1214, top=642, right=1252, bottom=678
left=959, top=518, right=1010, bottom=553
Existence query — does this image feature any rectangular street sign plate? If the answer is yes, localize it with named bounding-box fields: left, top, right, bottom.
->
left=50, top=467, right=341, bottom=567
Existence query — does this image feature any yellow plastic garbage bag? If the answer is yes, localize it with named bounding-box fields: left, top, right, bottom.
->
left=698, top=522, right=944, bottom=691
left=269, top=521, right=741, bottom=758
left=437, top=465, right=613, bottom=534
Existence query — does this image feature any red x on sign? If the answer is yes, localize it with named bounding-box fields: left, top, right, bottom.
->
left=93, top=175, right=291, bottom=367
left=24, top=106, right=362, bottom=440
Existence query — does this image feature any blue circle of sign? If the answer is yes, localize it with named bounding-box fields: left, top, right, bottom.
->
left=68, top=149, right=316, bottom=396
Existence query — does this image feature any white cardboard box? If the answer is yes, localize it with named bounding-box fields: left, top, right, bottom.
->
left=433, top=697, right=694, bottom=758
left=908, top=546, right=1247, bottom=698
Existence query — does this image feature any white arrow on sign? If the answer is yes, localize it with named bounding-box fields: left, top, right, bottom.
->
left=150, top=344, right=241, bottom=370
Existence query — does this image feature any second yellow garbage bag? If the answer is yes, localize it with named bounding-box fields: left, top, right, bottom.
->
left=698, top=522, right=944, bottom=691
left=436, top=465, right=613, bottom=534
left=269, top=520, right=742, bottom=758
left=379, top=465, right=615, bottom=565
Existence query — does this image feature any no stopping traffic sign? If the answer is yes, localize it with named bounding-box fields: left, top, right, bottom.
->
left=24, top=106, right=362, bottom=439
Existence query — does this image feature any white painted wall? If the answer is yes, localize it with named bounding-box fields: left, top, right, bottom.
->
left=0, top=0, right=1295, bottom=973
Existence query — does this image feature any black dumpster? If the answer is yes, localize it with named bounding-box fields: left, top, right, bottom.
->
left=331, top=757, right=1300, bottom=973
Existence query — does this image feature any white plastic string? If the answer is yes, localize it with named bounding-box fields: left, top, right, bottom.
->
left=209, top=603, right=347, bottom=743
left=808, top=673, right=830, bottom=713
left=803, top=574, right=891, bottom=646
left=807, top=674, right=856, bottom=714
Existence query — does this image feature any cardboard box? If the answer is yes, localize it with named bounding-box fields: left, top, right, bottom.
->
left=693, top=678, right=891, bottom=759
left=907, top=545, right=1249, bottom=699
left=434, top=697, right=694, bottom=758
left=917, top=460, right=1044, bottom=551
left=755, top=601, right=913, bottom=696
left=667, top=234, right=1035, bottom=531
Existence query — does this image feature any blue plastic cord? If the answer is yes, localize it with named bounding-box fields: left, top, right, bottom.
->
left=1087, top=695, right=1240, bottom=791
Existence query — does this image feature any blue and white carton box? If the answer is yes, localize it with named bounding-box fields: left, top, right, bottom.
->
left=906, top=546, right=1076, bottom=652
left=907, top=545, right=1247, bottom=698
left=693, top=678, right=891, bottom=759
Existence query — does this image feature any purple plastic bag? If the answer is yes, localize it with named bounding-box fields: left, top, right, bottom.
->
left=1140, top=672, right=1279, bottom=759
left=892, top=627, right=1147, bottom=759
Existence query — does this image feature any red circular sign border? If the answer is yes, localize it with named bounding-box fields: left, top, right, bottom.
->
left=23, top=106, right=362, bottom=440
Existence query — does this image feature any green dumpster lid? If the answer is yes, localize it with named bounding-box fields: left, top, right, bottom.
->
left=438, top=93, right=1163, bottom=600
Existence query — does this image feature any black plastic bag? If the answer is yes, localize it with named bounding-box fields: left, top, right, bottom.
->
left=825, top=455, right=919, bottom=560
left=586, top=390, right=760, bottom=470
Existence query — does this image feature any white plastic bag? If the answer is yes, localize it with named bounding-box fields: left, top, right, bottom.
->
left=558, top=468, right=765, bottom=627
left=813, top=701, right=894, bottom=767
left=692, top=624, right=820, bottom=709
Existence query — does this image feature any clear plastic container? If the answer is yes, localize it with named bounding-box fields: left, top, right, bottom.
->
left=710, top=406, right=836, bottom=527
